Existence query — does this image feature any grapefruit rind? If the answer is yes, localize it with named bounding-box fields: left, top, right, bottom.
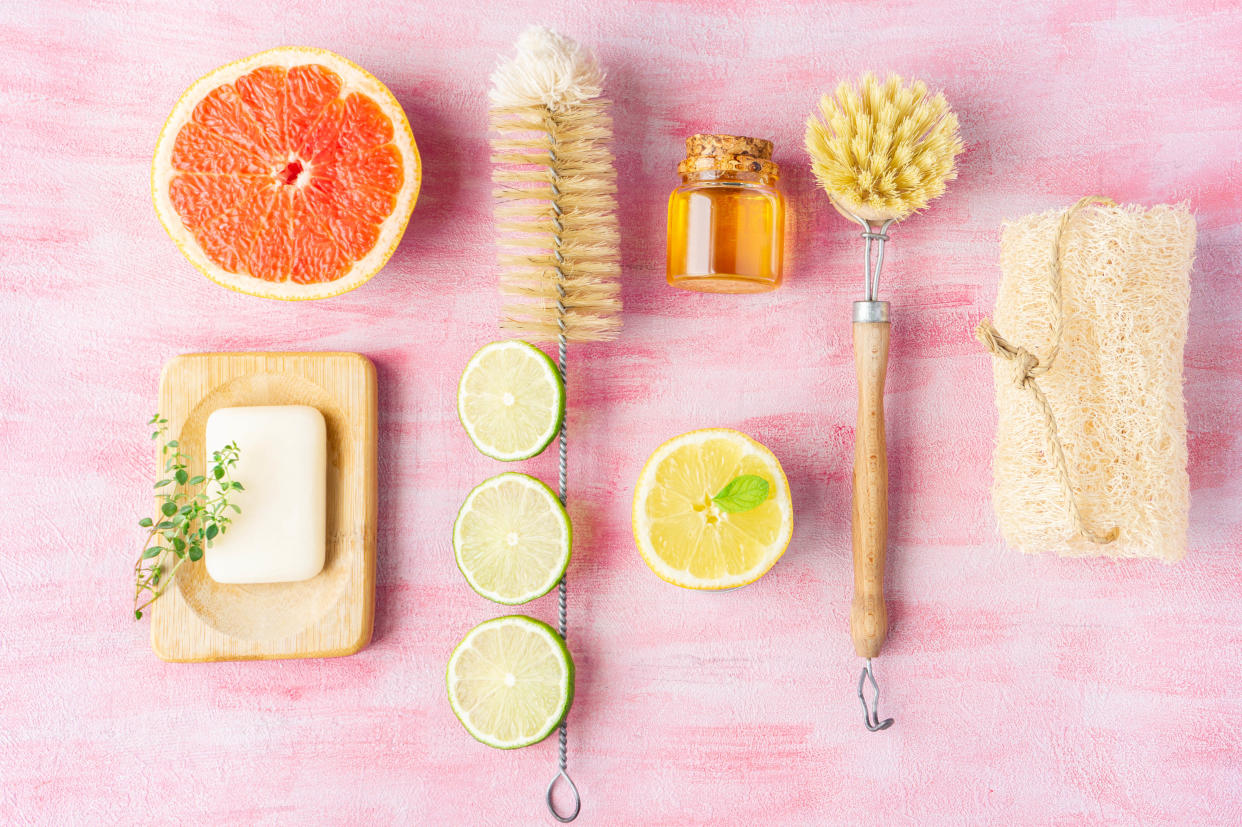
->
left=151, top=47, right=421, bottom=300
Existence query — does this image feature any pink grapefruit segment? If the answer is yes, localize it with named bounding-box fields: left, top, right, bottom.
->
left=152, top=48, right=420, bottom=300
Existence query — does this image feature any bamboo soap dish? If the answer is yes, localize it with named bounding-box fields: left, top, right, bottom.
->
left=151, top=352, right=377, bottom=662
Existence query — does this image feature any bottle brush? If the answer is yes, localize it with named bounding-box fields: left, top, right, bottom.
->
left=489, top=26, right=621, bottom=822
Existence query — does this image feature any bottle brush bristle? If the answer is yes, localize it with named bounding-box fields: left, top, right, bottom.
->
left=805, top=73, right=963, bottom=223
left=489, top=27, right=621, bottom=343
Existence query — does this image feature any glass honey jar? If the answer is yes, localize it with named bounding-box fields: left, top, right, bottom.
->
left=666, top=134, right=786, bottom=293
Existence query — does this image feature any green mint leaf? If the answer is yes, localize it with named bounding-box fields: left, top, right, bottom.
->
left=167, top=440, right=178, bottom=448
left=138, top=517, right=153, bottom=528
left=160, top=501, right=177, bottom=517
left=142, top=547, right=162, bottom=559
left=154, top=479, right=172, bottom=489
left=175, top=469, right=188, bottom=485
left=712, top=475, right=770, bottom=514
left=188, top=547, right=203, bottom=562
left=134, top=609, right=143, bottom=620
left=188, top=475, right=205, bottom=486
left=213, top=466, right=224, bottom=480
left=205, top=524, right=219, bottom=540
left=231, top=481, right=244, bottom=491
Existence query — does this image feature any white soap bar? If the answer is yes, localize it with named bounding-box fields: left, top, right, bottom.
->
left=203, top=405, right=326, bottom=584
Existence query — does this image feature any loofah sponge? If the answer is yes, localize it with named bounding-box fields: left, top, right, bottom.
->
left=981, top=200, right=1195, bottom=561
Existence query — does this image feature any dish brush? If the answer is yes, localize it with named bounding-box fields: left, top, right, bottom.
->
left=489, top=26, right=621, bottom=821
left=805, top=73, right=963, bottom=732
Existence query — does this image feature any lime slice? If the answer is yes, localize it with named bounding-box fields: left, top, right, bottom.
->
left=454, top=472, right=571, bottom=605
left=458, top=340, right=564, bottom=461
left=446, top=615, right=574, bottom=749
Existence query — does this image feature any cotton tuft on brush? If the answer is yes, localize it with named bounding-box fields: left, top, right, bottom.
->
left=979, top=199, right=1195, bottom=561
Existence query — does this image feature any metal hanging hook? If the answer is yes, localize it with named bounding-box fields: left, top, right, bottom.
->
left=546, top=766, right=581, bottom=822
left=858, top=658, right=894, bottom=732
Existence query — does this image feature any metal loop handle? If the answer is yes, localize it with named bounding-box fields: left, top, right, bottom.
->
left=546, top=767, right=581, bottom=822
left=830, top=197, right=897, bottom=301
left=858, top=658, right=894, bottom=732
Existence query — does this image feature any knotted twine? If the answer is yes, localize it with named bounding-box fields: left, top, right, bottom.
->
left=975, top=196, right=1120, bottom=546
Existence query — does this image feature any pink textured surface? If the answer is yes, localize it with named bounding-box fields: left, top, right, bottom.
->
left=2, top=1, right=1241, bottom=824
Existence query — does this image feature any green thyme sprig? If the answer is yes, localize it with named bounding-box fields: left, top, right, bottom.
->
left=133, top=414, right=242, bottom=620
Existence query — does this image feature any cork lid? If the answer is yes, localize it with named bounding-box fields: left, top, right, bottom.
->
left=678, top=133, right=779, bottom=178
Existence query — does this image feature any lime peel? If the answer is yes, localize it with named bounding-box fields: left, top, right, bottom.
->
left=457, top=340, right=565, bottom=462
left=453, top=472, right=571, bottom=605
left=446, top=615, right=574, bottom=750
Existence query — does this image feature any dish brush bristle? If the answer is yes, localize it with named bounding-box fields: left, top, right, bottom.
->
left=805, top=73, right=963, bottom=223
left=490, top=27, right=621, bottom=343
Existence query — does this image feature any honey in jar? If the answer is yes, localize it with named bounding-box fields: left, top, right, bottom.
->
left=666, top=134, right=786, bottom=293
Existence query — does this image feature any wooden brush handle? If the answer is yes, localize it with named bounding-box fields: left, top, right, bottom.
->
left=851, top=304, right=890, bottom=659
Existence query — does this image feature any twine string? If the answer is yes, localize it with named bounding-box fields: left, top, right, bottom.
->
left=975, top=196, right=1120, bottom=546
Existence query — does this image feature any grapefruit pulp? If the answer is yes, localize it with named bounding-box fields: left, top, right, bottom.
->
left=151, top=47, right=420, bottom=299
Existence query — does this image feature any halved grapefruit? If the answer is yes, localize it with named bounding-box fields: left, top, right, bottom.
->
left=152, top=47, right=420, bottom=300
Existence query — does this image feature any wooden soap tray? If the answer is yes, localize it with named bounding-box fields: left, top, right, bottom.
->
left=151, top=352, right=377, bottom=662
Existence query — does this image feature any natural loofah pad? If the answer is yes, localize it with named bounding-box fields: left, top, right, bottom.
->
left=982, top=200, right=1195, bottom=561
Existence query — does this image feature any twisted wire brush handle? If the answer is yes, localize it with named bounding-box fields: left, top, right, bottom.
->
left=546, top=314, right=579, bottom=824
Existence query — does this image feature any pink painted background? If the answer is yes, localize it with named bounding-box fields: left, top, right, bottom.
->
left=2, top=1, right=1240, bottom=824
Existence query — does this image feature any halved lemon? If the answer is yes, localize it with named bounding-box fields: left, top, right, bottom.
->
left=151, top=47, right=421, bottom=299
left=453, top=472, right=571, bottom=605
left=632, top=429, right=793, bottom=589
left=446, top=615, right=573, bottom=750
left=457, top=341, right=564, bottom=462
